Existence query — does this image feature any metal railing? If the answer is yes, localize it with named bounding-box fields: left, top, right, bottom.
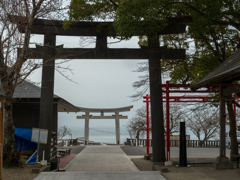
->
left=126, top=138, right=219, bottom=148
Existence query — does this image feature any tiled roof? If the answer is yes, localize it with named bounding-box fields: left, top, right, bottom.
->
left=12, top=80, right=60, bottom=99
left=191, top=49, right=240, bottom=91
left=0, top=79, right=80, bottom=112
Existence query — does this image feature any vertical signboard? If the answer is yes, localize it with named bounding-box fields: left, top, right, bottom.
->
left=31, top=128, right=48, bottom=163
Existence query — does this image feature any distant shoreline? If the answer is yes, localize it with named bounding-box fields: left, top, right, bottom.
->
left=58, top=138, right=125, bottom=146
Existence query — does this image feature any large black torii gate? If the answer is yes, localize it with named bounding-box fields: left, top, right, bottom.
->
left=13, top=16, right=186, bottom=167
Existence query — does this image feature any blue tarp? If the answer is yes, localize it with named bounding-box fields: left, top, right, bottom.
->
left=15, top=128, right=37, bottom=163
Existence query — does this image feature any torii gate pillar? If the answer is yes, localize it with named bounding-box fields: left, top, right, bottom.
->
left=39, top=33, right=56, bottom=166
left=115, top=112, right=120, bottom=145
left=148, top=37, right=166, bottom=164
left=84, top=112, right=90, bottom=145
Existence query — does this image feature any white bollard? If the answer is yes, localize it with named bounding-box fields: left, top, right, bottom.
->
left=41, top=150, right=47, bottom=166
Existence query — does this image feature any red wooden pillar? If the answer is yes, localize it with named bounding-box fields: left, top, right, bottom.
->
left=143, top=94, right=150, bottom=154
left=166, top=81, right=170, bottom=161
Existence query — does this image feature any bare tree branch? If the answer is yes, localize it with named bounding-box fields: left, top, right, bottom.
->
left=186, top=104, right=220, bottom=141
left=58, top=125, right=72, bottom=141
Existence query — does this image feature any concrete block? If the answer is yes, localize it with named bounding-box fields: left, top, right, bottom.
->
left=144, top=153, right=150, bottom=160
left=42, top=165, right=51, bottom=172
left=32, top=165, right=50, bottom=174
left=213, top=156, right=233, bottom=170
left=149, top=153, right=153, bottom=161
left=41, top=160, right=47, bottom=166
left=165, top=161, right=173, bottom=166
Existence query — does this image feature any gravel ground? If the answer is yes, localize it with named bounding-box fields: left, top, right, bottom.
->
left=160, top=163, right=240, bottom=180
left=3, top=165, right=39, bottom=180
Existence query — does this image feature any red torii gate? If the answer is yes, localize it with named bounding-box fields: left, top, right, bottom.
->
left=144, top=81, right=238, bottom=162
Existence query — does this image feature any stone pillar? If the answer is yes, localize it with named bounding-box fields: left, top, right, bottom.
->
left=115, top=112, right=120, bottom=145
left=213, top=84, right=233, bottom=169
left=148, top=37, right=165, bottom=164
left=179, top=122, right=187, bottom=167
left=84, top=112, right=90, bottom=145
left=39, top=33, right=56, bottom=163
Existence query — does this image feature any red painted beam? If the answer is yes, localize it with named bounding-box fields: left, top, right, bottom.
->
left=162, top=84, right=238, bottom=89
left=162, top=90, right=218, bottom=93
left=162, top=96, right=213, bottom=99
left=162, top=84, right=191, bottom=88
left=162, top=101, right=215, bottom=103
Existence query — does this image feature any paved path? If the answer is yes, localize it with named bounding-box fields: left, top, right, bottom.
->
left=34, top=146, right=166, bottom=180
left=34, top=172, right=165, bottom=180
left=65, top=146, right=139, bottom=172
left=69, top=145, right=86, bottom=154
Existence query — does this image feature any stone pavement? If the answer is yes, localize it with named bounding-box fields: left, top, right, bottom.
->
left=34, top=172, right=165, bottom=180
left=65, top=146, right=139, bottom=172
left=68, top=145, right=86, bottom=154
left=34, top=146, right=166, bottom=180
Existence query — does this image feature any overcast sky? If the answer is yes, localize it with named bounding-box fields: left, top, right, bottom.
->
left=28, top=35, right=149, bottom=133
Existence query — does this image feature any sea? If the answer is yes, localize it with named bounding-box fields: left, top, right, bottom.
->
left=64, top=126, right=131, bottom=144
left=63, top=126, right=197, bottom=144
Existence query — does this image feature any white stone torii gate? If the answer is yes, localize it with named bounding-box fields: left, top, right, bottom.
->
left=77, top=105, right=133, bottom=145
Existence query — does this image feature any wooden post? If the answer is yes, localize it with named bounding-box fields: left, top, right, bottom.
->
left=0, top=97, right=4, bottom=180
left=219, top=85, right=226, bottom=157
left=213, top=84, right=233, bottom=169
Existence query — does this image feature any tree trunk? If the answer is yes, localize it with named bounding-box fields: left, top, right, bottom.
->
left=197, top=132, right=201, bottom=141
left=136, top=129, right=142, bottom=141
left=3, top=101, right=21, bottom=167
left=1, top=78, right=21, bottom=167
left=226, top=94, right=238, bottom=161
